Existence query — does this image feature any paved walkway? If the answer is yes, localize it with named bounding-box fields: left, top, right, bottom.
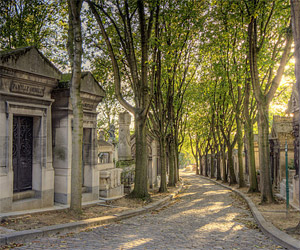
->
left=13, top=173, right=283, bottom=250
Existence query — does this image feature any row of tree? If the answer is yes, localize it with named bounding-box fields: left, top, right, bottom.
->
left=1, top=1, right=300, bottom=218
left=84, top=0, right=204, bottom=197
left=0, top=0, right=203, bottom=211
left=187, top=0, right=294, bottom=204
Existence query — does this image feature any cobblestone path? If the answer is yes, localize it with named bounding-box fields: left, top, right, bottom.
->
left=14, top=173, right=283, bottom=250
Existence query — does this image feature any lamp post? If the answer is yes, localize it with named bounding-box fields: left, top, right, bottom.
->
left=285, top=140, right=289, bottom=217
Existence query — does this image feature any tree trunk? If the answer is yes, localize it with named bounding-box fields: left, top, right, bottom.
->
left=87, top=0, right=154, bottom=199
left=159, top=136, right=167, bottom=192
left=200, top=154, right=203, bottom=175
left=175, top=139, right=180, bottom=182
left=68, top=0, right=83, bottom=213
left=221, top=144, right=227, bottom=183
left=168, top=137, right=176, bottom=187
left=216, top=148, right=221, bottom=180
left=210, top=149, right=215, bottom=178
left=132, top=112, right=149, bottom=198
left=195, top=146, right=200, bottom=175
left=244, top=75, right=258, bottom=192
left=205, top=150, right=209, bottom=177
left=227, top=145, right=237, bottom=185
left=257, top=104, right=274, bottom=202
left=236, top=114, right=245, bottom=187
left=245, top=119, right=258, bottom=192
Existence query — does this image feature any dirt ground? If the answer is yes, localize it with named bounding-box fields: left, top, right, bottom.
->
left=0, top=186, right=178, bottom=232
left=218, top=181, right=300, bottom=241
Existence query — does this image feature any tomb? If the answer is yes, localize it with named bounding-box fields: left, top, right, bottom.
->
left=0, top=47, right=61, bottom=212
left=117, top=111, right=161, bottom=190
left=51, top=72, right=105, bottom=204
left=98, top=132, right=124, bottom=198
left=269, top=116, right=294, bottom=188
left=130, top=134, right=161, bottom=189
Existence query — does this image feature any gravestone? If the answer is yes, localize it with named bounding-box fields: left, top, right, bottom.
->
left=118, top=111, right=132, bottom=161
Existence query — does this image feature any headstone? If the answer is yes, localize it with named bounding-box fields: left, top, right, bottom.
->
left=118, top=111, right=132, bottom=160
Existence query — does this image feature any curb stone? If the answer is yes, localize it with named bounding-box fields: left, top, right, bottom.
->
left=200, top=175, right=300, bottom=250
left=0, top=182, right=183, bottom=247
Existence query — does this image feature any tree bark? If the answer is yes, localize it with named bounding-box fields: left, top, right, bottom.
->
left=236, top=86, right=245, bottom=188
left=68, top=0, right=83, bottom=213
left=168, top=136, right=176, bottom=187
left=227, top=144, right=237, bottom=185
left=257, top=104, right=274, bottom=202
left=216, top=148, right=222, bottom=180
left=132, top=112, right=149, bottom=198
left=205, top=149, right=209, bottom=177
left=245, top=120, right=258, bottom=192
left=174, top=136, right=180, bottom=182
left=210, top=148, right=215, bottom=178
left=221, top=143, right=227, bottom=182
left=159, top=135, right=167, bottom=192
left=200, top=154, right=203, bottom=175
left=195, top=136, right=200, bottom=175
left=244, top=77, right=258, bottom=192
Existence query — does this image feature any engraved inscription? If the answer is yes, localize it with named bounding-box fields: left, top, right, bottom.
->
left=10, top=82, right=44, bottom=96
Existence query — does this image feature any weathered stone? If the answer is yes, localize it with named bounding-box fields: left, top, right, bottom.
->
left=118, top=111, right=132, bottom=161
left=0, top=47, right=59, bottom=213
left=98, top=138, right=124, bottom=198
left=52, top=72, right=104, bottom=205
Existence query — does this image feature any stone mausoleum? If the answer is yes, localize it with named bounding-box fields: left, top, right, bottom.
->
left=0, top=47, right=108, bottom=213
left=52, top=72, right=105, bottom=204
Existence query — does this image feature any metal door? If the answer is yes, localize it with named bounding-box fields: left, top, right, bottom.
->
left=13, top=116, right=33, bottom=192
left=82, top=128, right=92, bottom=185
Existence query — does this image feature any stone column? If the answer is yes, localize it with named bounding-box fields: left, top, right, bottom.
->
left=118, top=112, right=132, bottom=161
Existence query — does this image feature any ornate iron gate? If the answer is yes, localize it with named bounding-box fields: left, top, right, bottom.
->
left=13, top=116, right=33, bottom=193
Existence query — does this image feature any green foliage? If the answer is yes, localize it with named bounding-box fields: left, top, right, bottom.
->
left=0, top=0, right=60, bottom=50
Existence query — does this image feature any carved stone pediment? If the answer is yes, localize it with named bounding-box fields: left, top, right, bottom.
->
left=0, top=47, right=61, bottom=80
left=80, top=72, right=105, bottom=98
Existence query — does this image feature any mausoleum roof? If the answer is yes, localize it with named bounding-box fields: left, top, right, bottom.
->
left=0, top=46, right=61, bottom=79
left=60, top=72, right=105, bottom=98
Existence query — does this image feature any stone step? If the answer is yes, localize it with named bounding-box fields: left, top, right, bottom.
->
left=12, top=198, right=41, bottom=212
left=13, top=190, right=35, bottom=202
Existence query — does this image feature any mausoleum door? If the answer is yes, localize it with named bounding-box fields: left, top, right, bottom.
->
left=82, top=128, right=92, bottom=186
left=13, top=116, right=33, bottom=193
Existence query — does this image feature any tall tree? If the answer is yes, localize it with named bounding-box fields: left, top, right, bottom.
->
left=244, top=76, right=259, bottom=192
left=67, top=0, right=84, bottom=213
left=86, top=0, right=159, bottom=198
left=245, top=0, right=293, bottom=203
